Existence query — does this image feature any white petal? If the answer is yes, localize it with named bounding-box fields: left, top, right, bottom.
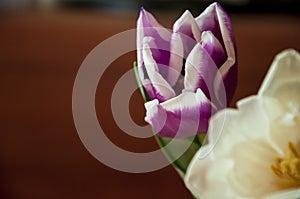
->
left=258, top=49, right=300, bottom=115
left=167, top=32, right=184, bottom=87
left=185, top=96, right=283, bottom=198
left=264, top=189, right=300, bottom=199
left=185, top=156, right=238, bottom=199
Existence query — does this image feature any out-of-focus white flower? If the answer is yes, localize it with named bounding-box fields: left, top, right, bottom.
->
left=184, top=49, right=300, bottom=199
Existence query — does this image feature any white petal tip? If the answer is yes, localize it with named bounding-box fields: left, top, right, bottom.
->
left=258, top=49, right=300, bottom=96
left=144, top=99, right=159, bottom=122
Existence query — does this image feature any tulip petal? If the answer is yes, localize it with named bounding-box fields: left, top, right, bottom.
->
left=258, top=49, right=300, bottom=156
left=184, top=43, right=218, bottom=102
left=264, top=189, right=300, bottom=199
left=166, top=11, right=202, bottom=89
left=143, top=40, right=176, bottom=102
left=167, top=32, right=184, bottom=87
left=185, top=96, right=287, bottom=198
left=215, top=61, right=237, bottom=107
left=137, top=8, right=171, bottom=78
left=201, top=31, right=226, bottom=66
left=174, top=10, right=201, bottom=41
left=258, top=49, right=300, bottom=112
left=173, top=10, right=201, bottom=58
left=216, top=3, right=237, bottom=99
left=144, top=89, right=215, bottom=138
left=195, top=2, right=234, bottom=47
left=196, top=2, right=237, bottom=106
left=195, top=3, right=222, bottom=43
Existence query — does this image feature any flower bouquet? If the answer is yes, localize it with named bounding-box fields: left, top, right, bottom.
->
left=134, top=2, right=300, bottom=199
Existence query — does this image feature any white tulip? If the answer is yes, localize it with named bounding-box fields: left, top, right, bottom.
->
left=185, top=49, right=300, bottom=199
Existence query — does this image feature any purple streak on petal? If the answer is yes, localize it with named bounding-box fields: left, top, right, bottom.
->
left=201, top=31, right=226, bottom=67
left=142, top=78, right=155, bottom=99
left=195, top=3, right=222, bottom=46
left=214, top=3, right=237, bottom=106
left=214, top=3, right=236, bottom=48
left=144, top=89, right=216, bottom=138
left=195, top=3, right=235, bottom=53
left=195, top=3, right=237, bottom=106
left=142, top=79, right=174, bottom=103
left=184, top=43, right=218, bottom=101
left=215, top=61, right=238, bottom=107
left=224, top=62, right=238, bottom=104
left=137, top=8, right=172, bottom=78
left=143, top=41, right=176, bottom=102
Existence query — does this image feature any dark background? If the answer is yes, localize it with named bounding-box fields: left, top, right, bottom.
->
left=1, top=0, right=300, bottom=198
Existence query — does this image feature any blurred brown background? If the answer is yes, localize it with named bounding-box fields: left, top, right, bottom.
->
left=0, top=0, right=300, bottom=198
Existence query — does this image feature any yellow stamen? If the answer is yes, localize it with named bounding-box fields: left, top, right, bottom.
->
left=271, top=142, right=300, bottom=186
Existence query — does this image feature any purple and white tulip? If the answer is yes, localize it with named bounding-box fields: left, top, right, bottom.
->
left=136, top=3, right=237, bottom=138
